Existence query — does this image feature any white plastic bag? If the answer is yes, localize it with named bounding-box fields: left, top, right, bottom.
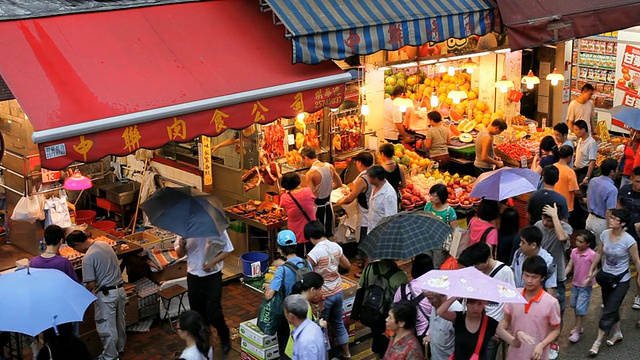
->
left=11, top=195, right=44, bottom=223
left=44, top=196, right=72, bottom=228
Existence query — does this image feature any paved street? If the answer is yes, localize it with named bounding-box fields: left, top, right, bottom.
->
left=349, top=280, right=640, bottom=360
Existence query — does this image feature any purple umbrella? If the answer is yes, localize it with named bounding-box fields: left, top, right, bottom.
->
left=416, top=267, right=527, bottom=304
left=470, top=167, right=540, bottom=201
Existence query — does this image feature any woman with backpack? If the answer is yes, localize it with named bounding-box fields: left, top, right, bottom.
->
left=393, top=254, right=434, bottom=346
left=383, top=303, right=424, bottom=360
left=264, top=230, right=313, bottom=359
left=468, top=199, right=500, bottom=257
left=285, top=272, right=328, bottom=359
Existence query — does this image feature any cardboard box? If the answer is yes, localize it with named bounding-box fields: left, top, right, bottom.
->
left=240, top=350, right=261, bottom=360
left=124, top=232, right=162, bottom=254
left=149, top=261, right=188, bottom=283
left=341, top=276, right=359, bottom=299
left=125, top=295, right=139, bottom=325
left=80, top=329, right=103, bottom=358
left=239, top=318, right=278, bottom=348
left=343, top=296, right=354, bottom=314
left=241, top=339, right=280, bottom=360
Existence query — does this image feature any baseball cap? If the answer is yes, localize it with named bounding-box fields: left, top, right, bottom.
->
left=277, top=230, right=297, bottom=247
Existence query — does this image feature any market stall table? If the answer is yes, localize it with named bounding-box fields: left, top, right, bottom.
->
left=225, top=208, right=287, bottom=263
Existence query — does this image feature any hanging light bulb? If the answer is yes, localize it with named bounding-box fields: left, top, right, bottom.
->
left=495, top=75, right=514, bottom=93
left=447, top=66, right=456, bottom=76
left=361, top=102, right=370, bottom=116
left=297, top=112, right=306, bottom=120
left=545, top=68, right=565, bottom=86
left=521, top=70, right=540, bottom=89
left=430, top=92, right=438, bottom=108
left=460, top=58, right=478, bottom=74
left=439, top=65, right=447, bottom=73
left=447, top=85, right=468, bottom=104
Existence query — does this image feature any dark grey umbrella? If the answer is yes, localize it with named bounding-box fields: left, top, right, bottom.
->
left=359, top=211, right=453, bottom=260
left=141, top=187, right=228, bottom=238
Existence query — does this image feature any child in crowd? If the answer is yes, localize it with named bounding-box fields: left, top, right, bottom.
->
left=564, top=229, right=597, bottom=343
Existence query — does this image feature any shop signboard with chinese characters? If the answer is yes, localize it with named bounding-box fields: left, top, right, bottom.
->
left=38, top=85, right=346, bottom=169
left=200, top=135, right=213, bottom=191
left=612, top=43, right=640, bottom=133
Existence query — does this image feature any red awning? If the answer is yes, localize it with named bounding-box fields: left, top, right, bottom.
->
left=0, top=0, right=350, bottom=169
left=498, top=0, right=640, bottom=50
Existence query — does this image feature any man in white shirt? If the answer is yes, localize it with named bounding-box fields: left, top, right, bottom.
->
left=573, top=120, right=597, bottom=187
left=175, top=231, right=234, bottom=353
left=367, top=165, right=398, bottom=229
left=458, top=242, right=515, bottom=360
left=567, top=83, right=595, bottom=133
left=383, top=86, right=412, bottom=143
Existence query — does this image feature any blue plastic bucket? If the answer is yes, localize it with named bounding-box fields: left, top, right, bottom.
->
left=240, top=252, right=269, bottom=278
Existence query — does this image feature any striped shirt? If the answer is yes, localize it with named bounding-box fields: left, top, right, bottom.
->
left=308, top=239, right=343, bottom=298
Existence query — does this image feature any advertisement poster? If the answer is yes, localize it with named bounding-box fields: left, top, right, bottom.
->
left=612, top=44, right=640, bottom=132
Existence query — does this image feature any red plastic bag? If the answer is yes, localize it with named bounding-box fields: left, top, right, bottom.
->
left=440, top=255, right=459, bottom=270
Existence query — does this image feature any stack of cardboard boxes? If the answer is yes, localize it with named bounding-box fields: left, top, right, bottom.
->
left=239, top=318, right=280, bottom=360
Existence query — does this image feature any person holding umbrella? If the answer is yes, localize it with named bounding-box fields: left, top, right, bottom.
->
left=174, top=230, right=234, bottom=353
left=67, top=230, right=126, bottom=360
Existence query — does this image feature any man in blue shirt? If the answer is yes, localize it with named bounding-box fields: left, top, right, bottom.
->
left=284, top=294, right=326, bottom=360
left=586, top=158, right=618, bottom=244
left=265, top=230, right=312, bottom=358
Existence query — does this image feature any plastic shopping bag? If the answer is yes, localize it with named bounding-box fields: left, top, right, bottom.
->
left=11, top=195, right=44, bottom=223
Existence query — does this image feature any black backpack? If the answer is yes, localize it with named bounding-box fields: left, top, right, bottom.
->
left=282, top=260, right=312, bottom=288
left=396, top=283, right=429, bottom=337
left=360, top=263, right=400, bottom=328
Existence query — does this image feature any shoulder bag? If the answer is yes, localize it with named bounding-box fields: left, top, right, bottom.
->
left=448, top=314, right=489, bottom=360
left=288, top=191, right=312, bottom=222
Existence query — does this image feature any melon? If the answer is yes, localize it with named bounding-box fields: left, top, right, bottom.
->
left=449, top=109, right=464, bottom=122
left=449, top=123, right=461, bottom=136
left=457, top=120, right=476, bottom=133
left=460, top=133, right=473, bottom=143
left=475, top=123, right=486, bottom=132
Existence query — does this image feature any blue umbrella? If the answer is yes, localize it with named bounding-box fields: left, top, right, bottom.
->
left=470, top=167, right=540, bottom=201
left=141, top=187, right=228, bottom=238
left=610, top=105, right=640, bottom=129
left=0, top=268, right=96, bottom=336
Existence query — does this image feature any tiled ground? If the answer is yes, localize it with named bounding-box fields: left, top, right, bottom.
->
left=124, top=260, right=396, bottom=360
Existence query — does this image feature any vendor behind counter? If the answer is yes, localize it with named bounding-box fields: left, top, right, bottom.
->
left=474, top=119, right=508, bottom=176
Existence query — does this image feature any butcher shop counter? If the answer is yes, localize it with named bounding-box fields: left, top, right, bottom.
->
left=225, top=200, right=288, bottom=261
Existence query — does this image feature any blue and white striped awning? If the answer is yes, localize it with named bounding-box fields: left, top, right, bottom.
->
left=265, top=0, right=501, bottom=64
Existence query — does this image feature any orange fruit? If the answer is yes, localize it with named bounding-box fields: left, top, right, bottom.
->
left=448, top=83, right=457, bottom=90
left=622, top=67, right=630, bottom=74
left=467, top=90, right=478, bottom=100
left=624, top=74, right=631, bottom=81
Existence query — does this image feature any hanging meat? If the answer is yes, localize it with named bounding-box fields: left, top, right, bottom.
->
left=304, top=128, right=320, bottom=148
left=261, top=122, right=285, bottom=163
left=241, top=167, right=262, bottom=192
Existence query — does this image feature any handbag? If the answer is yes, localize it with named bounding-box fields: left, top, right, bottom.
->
left=448, top=314, right=489, bottom=360
left=595, top=269, right=629, bottom=289
left=256, top=272, right=287, bottom=335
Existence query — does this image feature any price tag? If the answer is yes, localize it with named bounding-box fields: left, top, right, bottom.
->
left=528, top=123, right=537, bottom=134
left=287, top=133, right=295, bottom=145
left=41, top=168, right=61, bottom=183
left=520, top=155, right=528, bottom=168
left=454, top=187, right=464, bottom=196
left=250, top=261, right=262, bottom=277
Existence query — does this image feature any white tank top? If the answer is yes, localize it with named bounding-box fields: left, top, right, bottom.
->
left=311, top=161, right=333, bottom=200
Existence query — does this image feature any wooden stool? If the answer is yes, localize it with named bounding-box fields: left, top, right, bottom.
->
left=157, top=284, right=188, bottom=331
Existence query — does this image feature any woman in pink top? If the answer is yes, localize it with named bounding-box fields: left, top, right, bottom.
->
left=468, top=200, right=499, bottom=255
left=504, top=256, right=562, bottom=360
left=279, top=172, right=316, bottom=257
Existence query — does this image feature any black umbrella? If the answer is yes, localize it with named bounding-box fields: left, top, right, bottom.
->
left=359, top=211, right=453, bottom=260
left=141, top=187, right=228, bottom=238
